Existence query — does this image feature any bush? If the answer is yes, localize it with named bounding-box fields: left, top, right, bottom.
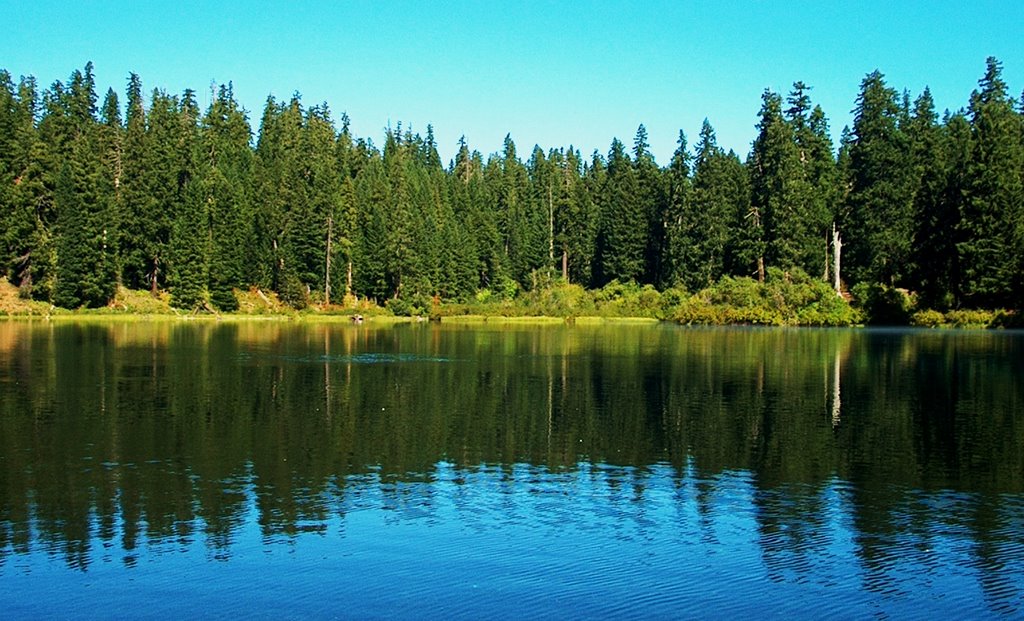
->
left=850, top=282, right=914, bottom=325
left=277, top=273, right=309, bottom=310
left=671, top=271, right=857, bottom=327
left=910, top=309, right=945, bottom=328
left=386, top=295, right=430, bottom=317
left=944, top=309, right=995, bottom=328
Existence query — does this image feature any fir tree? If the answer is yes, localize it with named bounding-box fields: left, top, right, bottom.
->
left=662, top=129, right=693, bottom=287
left=749, top=90, right=804, bottom=274
left=845, top=70, right=916, bottom=286
left=600, top=138, right=645, bottom=283
left=632, top=124, right=665, bottom=283
left=959, top=57, right=1024, bottom=307
left=908, top=89, right=957, bottom=308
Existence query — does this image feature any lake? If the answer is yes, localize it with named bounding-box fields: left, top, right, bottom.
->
left=1, top=320, right=1022, bottom=618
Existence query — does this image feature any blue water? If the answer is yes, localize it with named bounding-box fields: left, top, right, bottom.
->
left=1, top=322, right=1022, bottom=618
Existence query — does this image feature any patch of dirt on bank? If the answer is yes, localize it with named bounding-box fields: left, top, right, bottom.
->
left=0, top=278, right=52, bottom=315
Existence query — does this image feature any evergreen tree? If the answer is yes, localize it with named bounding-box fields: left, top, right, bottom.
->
left=117, top=73, right=148, bottom=289
left=685, top=121, right=745, bottom=289
left=662, top=130, right=693, bottom=287
left=169, top=175, right=209, bottom=308
left=909, top=90, right=959, bottom=308
left=168, top=90, right=207, bottom=308
left=451, top=136, right=501, bottom=290
left=496, top=135, right=539, bottom=287
left=599, top=138, right=645, bottom=283
left=845, top=70, right=916, bottom=286
left=353, top=154, right=390, bottom=301
left=788, top=83, right=839, bottom=280
left=199, top=83, right=253, bottom=311
left=959, top=57, right=1024, bottom=307
left=54, top=137, right=117, bottom=307
left=554, top=146, right=598, bottom=285
left=121, top=88, right=184, bottom=293
left=749, top=90, right=804, bottom=274
left=1, top=74, right=50, bottom=294
left=632, top=124, right=665, bottom=283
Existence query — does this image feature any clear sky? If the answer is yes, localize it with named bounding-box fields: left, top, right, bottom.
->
left=2, top=1, right=1021, bottom=165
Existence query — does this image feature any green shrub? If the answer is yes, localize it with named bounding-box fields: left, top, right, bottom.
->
left=851, top=282, right=914, bottom=325
left=671, top=271, right=857, bottom=327
left=910, top=309, right=945, bottom=327
left=944, top=309, right=995, bottom=328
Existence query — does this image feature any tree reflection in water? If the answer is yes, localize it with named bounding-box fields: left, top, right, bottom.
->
left=0, top=321, right=1021, bottom=615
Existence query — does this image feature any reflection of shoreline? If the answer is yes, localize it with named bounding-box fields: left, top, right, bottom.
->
left=2, top=461, right=1021, bottom=618
left=831, top=341, right=843, bottom=428
left=0, top=323, right=1022, bottom=615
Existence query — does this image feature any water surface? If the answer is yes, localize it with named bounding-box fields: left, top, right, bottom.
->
left=1, top=321, right=1022, bottom=618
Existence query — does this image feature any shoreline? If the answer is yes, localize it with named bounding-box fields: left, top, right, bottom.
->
left=2, top=312, right=1015, bottom=330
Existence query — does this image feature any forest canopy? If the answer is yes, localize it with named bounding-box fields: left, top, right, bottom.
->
left=1, top=58, right=1022, bottom=312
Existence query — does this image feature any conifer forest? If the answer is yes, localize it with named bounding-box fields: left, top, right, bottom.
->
left=1, top=58, right=1022, bottom=314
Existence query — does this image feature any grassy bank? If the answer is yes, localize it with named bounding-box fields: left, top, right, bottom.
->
left=3, top=276, right=1017, bottom=328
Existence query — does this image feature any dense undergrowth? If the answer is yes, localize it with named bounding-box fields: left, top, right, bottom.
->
left=1, top=275, right=1017, bottom=328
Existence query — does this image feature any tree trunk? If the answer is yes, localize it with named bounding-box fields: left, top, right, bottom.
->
left=832, top=223, right=843, bottom=296
left=823, top=230, right=830, bottom=282
left=346, top=260, right=353, bottom=298
left=757, top=256, right=765, bottom=283
left=548, top=186, right=554, bottom=264
left=562, top=250, right=568, bottom=282
left=150, top=257, right=159, bottom=297
left=325, top=216, right=333, bottom=305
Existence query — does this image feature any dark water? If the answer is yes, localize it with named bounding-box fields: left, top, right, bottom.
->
left=1, top=320, right=1022, bottom=618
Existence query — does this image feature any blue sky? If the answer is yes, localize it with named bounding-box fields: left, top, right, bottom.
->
left=2, top=1, right=1021, bottom=165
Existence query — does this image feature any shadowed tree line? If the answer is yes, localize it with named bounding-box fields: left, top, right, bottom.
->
left=1, top=58, right=1021, bottom=312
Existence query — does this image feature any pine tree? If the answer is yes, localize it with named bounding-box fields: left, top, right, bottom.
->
left=909, top=89, right=959, bottom=308
left=54, top=137, right=117, bottom=307
left=788, top=83, right=839, bottom=280
left=845, top=70, right=916, bottom=286
left=48, top=63, right=117, bottom=308
left=452, top=137, right=501, bottom=290
left=496, top=135, right=539, bottom=287
left=354, top=154, right=390, bottom=301
left=632, top=124, right=665, bottom=284
left=117, top=73, right=148, bottom=289
left=599, top=138, right=645, bottom=283
left=959, top=57, right=1024, bottom=307
left=685, top=121, right=745, bottom=289
left=554, top=146, right=598, bottom=285
left=199, top=83, right=253, bottom=311
left=121, top=88, right=183, bottom=294
left=749, top=90, right=804, bottom=274
left=169, top=175, right=208, bottom=308
left=1, top=73, right=49, bottom=293
left=168, top=89, right=206, bottom=308
left=662, top=130, right=693, bottom=287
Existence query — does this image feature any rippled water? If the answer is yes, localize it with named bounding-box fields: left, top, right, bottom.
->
left=1, top=321, right=1022, bottom=618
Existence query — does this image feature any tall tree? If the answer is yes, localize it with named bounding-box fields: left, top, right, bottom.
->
left=1, top=74, right=51, bottom=295
left=199, top=82, right=253, bottom=310
left=51, top=64, right=117, bottom=308
left=553, top=146, right=598, bottom=285
left=959, top=57, right=1024, bottom=307
left=632, top=124, right=666, bottom=283
left=686, top=120, right=745, bottom=289
left=788, top=83, right=839, bottom=280
left=662, top=130, right=693, bottom=287
left=845, top=70, right=916, bottom=286
left=599, top=138, right=645, bottom=283
left=909, top=90, right=959, bottom=308
left=168, top=90, right=206, bottom=308
left=749, top=89, right=804, bottom=274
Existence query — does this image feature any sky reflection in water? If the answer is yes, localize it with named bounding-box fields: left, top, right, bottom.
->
left=1, top=322, right=1022, bottom=618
